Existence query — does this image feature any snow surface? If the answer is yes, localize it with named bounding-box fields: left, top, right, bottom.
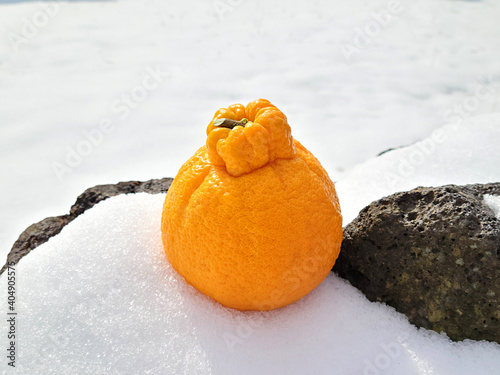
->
left=336, top=114, right=500, bottom=224
left=1, top=193, right=500, bottom=375
left=484, top=195, right=500, bottom=219
left=1, top=118, right=500, bottom=374
left=1, top=0, right=500, bottom=262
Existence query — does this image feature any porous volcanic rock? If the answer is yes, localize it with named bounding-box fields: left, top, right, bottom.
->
left=334, top=183, right=500, bottom=343
left=0, top=178, right=173, bottom=275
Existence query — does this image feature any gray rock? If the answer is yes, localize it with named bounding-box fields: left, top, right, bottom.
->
left=0, top=178, right=173, bottom=275
left=334, top=183, right=500, bottom=343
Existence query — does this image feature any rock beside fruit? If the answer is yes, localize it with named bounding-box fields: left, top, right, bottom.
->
left=0, top=178, right=172, bottom=275
left=334, top=183, right=500, bottom=343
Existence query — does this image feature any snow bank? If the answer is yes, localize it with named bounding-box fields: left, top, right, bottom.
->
left=336, top=114, right=500, bottom=224
left=484, top=195, right=500, bottom=219
left=1, top=191, right=499, bottom=374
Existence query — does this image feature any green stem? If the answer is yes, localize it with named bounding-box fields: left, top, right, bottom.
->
left=213, top=118, right=249, bottom=129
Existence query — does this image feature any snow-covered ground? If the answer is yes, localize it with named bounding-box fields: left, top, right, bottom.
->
left=1, top=0, right=500, bottom=263
left=1, top=118, right=500, bottom=374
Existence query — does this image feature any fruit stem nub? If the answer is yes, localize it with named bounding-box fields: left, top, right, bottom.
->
left=214, top=118, right=249, bottom=129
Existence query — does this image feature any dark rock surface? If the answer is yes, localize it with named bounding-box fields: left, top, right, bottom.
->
left=334, top=183, right=500, bottom=343
left=0, top=178, right=173, bottom=275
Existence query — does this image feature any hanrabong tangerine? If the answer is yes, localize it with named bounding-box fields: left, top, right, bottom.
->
left=161, top=99, right=343, bottom=311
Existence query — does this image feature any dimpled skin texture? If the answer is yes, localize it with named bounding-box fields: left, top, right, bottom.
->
left=161, top=99, right=343, bottom=311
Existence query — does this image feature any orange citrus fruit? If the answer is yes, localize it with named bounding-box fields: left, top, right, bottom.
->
left=161, top=99, right=343, bottom=310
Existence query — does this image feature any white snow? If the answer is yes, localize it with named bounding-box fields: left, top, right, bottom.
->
left=1, top=0, right=500, bottom=372
left=1, top=0, right=500, bottom=262
left=1, top=192, right=499, bottom=375
left=336, top=114, right=500, bottom=224
left=484, top=195, right=500, bottom=219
